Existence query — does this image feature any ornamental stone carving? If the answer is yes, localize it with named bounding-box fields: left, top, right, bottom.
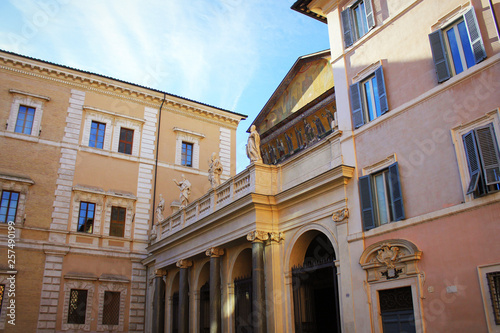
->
left=360, top=239, right=422, bottom=282
left=247, top=230, right=269, bottom=243
left=332, top=208, right=349, bottom=223
left=206, top=247, right=225, bottom=257
left=176, top=259, right=193, bottom=269
left=154, top=268, right=167, bottom=277
left=269, top=232, right=284, bottom=243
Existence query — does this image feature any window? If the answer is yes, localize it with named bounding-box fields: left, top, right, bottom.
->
left=350, top=67, right=388, bottom=128
left=359, top=162, right=404, bottom=231
left=77, top=202, right=95, bottom=233
left=462, top=124, right=500, bottom=197
left=379, top=287, right=416, bottom=333
left=429, top=7, right=486, bottom=83
left=487, top=272, right=500, bottom=325
left=68, top=289, right=88, bottom=325
left=0, top=191, right=19, bottom=224
left=14, top=106, right=35, bottom=135
left=181, top=142, right=193, bottom=167
left=89, top=121, right=106, bottom=149
left=102, top=291, right=120, bottom=325
left=110, top=206, right=126, bottom=237
left=118, top=128, right=134, bottom=155
left=341, top=0, right=375, bottom=48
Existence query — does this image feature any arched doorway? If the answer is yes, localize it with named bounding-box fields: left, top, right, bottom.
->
left=170, top=272, right=179, bottom=333
left=291, top=232, right=341, bottom=333
left=231, top=248, right=253, bottom=333
left=197, top=262, right=210, bottom=333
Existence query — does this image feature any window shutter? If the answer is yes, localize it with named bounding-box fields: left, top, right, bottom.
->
left=388, top=162, right=405, bottom=221
left=475, top=124, right=500, bottom=185
left=428, top=30, right=451, bottom=83
left=341, top=9, right=354, bottom=48
left=350, top=82, right=364, bottom=128
left=365, top=0, right=375, bottom=29
left=462, top=130, right=481, bottom=194
left=463, top=7, right=487, bottom=64
left=359, top=175, right=375, bottom=230
left=374, top=67, right=389, bottom=114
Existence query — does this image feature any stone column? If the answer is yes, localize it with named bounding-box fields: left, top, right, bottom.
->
left=247, top=230, right=269, bottom=333
left=206, top=247, right=224, bottom=333
left=176, top=259, right=192, bottom=333
left=266, top=232, right=286, bottom=332
left=152, top=269, right=166, bottom=333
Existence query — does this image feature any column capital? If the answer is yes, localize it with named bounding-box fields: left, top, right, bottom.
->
left=176, top=259, right=193, bottom=269
left=206, top=247, right=225, bottom=257
left=247, top=230, right=269, bottom=243
left=154, top=268, right=167, bottom=277
left=269, top=231, right=284, bottom=243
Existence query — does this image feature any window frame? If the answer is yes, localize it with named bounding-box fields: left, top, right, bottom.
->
left=109, top=206, right=126, bottom=238
left=478, top=263, right=500, bottom=332
left=341, top=0, right=375, bottom=48
left=7, top=91, right=48, bottom=138
left=62, top=280, right=95, bottom=331
left=118, top=127, right=134, bottom=155
left=0, top=190, right=20, bottom=224
left=0, top=174, right=33, bottom=227
left=173, top=127, right=205, bottom=170
left=181, top=141, right=194, bottom=167
left=77, top=201, right=96, bottom=233
left=67, top=288, right=88, bottom=325
left=97, top=282, right=128, bottom=331
left=89, top=121, right=106, bottom=149
left=14, top=105, right=36, bottom=135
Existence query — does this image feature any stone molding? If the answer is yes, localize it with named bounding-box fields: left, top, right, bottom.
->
left=96, top=282, right=128, bottom=332
left=206, top=247, right=225, bottom=257
left=246, top=230, right=269, bottom=243
left=176, top=259, right=193, bottom=269
left=332, top=207, right=349, bottom=223
left=360, top=239, right=422, bottom=282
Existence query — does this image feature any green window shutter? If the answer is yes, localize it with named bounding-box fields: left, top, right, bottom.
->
left=341, top=8, right=354, bottom=48
left=350, top=82, right=365, bottom=128
left=475, top=124, right=500, bottom=185
left=388, top=162, right=405, bottom=221
left=374, top=67, right=389, bottom=114
left=365, top=0, right=375, bottom=29
left=428, top=30, right=451, bottom=83
left=462, top=130, right=481, bottom=194
left=359, top=175, right=375, bottom=230
left=464, top=7, right=487, bottom=64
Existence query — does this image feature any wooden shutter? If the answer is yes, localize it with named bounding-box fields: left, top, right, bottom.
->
left=359, top=175, right=375, bottom=230
left=475, top=124, right=500, bottom=185
left=464, top=7, right=487, bottom=64
left=341, top=8, right=353, bottom=48
left=350, top=82, right=364, bottom=128
left=365, top=0, right=375, bottom=29
left=462, top=130, right=481, bottom=194
left=388, top=162, right=405, bottom=221
left=375, top=67, right=389, bottom=114
left=428, top=30, right=451, bottom=83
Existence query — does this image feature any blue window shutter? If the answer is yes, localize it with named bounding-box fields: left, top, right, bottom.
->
left=350, top=82, right=364, bottom=128
left=374, top=67, right=389, bottom=114
left=365, top=0, right=375, bottom=29
left=359, top=175, right=375, bottom=230
left=475, top=124, right=500, bottom=185
left=462, top=130, right=481, bottom=194
left=388, top=162, right=405, bottom=221
left=428, top=30, right=451, bottom=83
left=463, top=7, right=487, bottom=64
left=341, top=8, right=353, bottom=48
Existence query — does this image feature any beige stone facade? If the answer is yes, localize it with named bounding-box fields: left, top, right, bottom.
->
left=0, top=50, right=245, bottom=332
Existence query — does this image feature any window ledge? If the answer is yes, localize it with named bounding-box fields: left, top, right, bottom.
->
left=1, top=131, right=40, bottom=142
left=79, top=145, right=140, bottom=161
left=173, top=127, right=205, bottom=139
left=9, top=89, right=50, bottom=101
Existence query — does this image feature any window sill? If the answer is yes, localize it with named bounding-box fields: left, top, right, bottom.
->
left=79, top=145, right=140, bottom=161
left=1, top=131, right=40, bottom=142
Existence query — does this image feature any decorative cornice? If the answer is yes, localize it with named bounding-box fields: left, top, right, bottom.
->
left=173, top=127, right=206, bottom=139
left=268, top=232, right=284, bottom=243
left=9, top=88, right=51, bottom=101
left=176, top=259, right=193, bottom=269
left=83, top=106, right=145, bottom=123
left=247, top=230, right=269, bottom=243
left=206, top=247, right=225, bottom=257
left=332, top=208, right=349, bottom=223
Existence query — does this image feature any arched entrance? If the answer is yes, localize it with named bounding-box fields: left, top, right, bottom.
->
left=197, top=262, right=210, bottom=333
left=290, top=232, right=341, bottom=333
left=231, top=248, right=253, bottom=333
left=170, top=272, right=179, bottom=333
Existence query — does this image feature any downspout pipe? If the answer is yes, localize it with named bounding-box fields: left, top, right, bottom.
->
left=489, top=0, right=500, bottom=41
left=151, top=93, right=167, bottom=226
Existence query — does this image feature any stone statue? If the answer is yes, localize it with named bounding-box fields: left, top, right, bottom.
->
left=208, top=152, right=223, bottom=188
left=156, top=193, right=165, bottom=222
left=173, top=174, right=191, bottom=208
left=246, top=125, right=262, bottom=163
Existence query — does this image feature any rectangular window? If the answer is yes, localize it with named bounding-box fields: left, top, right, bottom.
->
left=462, top=124, right=500, bottom=197
left=15, top=105, right=35, bottom=135
left=68, top=289, right=87, bottom=324
left=0, top=191, right=19, bottom=224
left=359, top=162, right=405, bottom=231
left=77, top=202, right=95, bottom=233
left=429, top=7, right=486, bottom=83
left=487, top=271, right=500, bottom=325
left=118, top=128, right=134, bottom=155
left=89, top=121, right=106, bottom=149
left=341, top=0, right=374, bottom=48
left=110, top=206, right=126, bottom=237
left=350, top=67, right=388, bottom=128
left=379, top=287, right=416, bottom=333
left=181, top=142, right=193, bottom=167
left=102, top=291, right=120, bottom=325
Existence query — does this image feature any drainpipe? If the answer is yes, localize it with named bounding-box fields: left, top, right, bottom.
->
left=151, top=93, right=167, bottom=226
left=488, top=0, right=500, bottom=41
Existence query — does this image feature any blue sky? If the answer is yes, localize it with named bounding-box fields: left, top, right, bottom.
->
left=0, top=0, right=329, bottom=172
